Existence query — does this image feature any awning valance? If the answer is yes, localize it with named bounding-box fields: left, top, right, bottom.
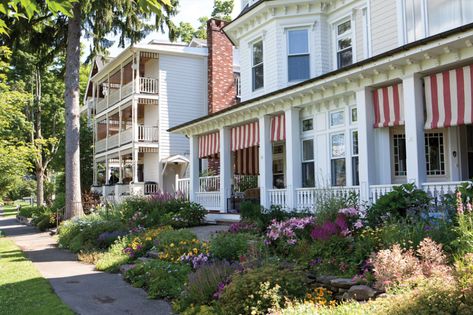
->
left=271, top=114, right=286, bottom=142
left=198, top=132, right=219, bottom=158
left=373, top=83, right=404, bottom=128
left=424, top=64, right=473, bottom=129
left=231, top=121, right=259, bottom=151
left=234, top=146, right=259, bottom=175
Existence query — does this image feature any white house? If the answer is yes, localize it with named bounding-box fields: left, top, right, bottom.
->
left=170, top=0, right=473, bottom=221
left=83, top=42, right=209, bottom=201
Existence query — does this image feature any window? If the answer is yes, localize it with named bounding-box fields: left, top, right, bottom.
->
left=425, top=132, right=445, bottom=176
left=288, top=29, right=310, bottom=82
left=352, top=130, right=359, bottom=186
left=393, top=134, right=407, bottom=176
left=331, top=133, right=346, bottom=186
left=234, top=73, right=241, bottom=98
left=302, top=118, right=313, bottom=132
left=330, top=110, right=345, bottom=127
left=302, top=139, right=315, bottom=187
left=404, top=0, right=424, bottom=42
left=350, top=107, right=358, bottom=124
left=335, top=20, right=352, bottom=68
left=252, top=40, right=264, bottom=91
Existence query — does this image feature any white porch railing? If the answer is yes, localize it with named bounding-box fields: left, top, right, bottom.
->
left=138, top=125, right=159, bottom=142
left=233, top=175, right=258, bottom=192
left=121, top=128, right=133, bottom=144
left=108, top=89, right=120, bottom=105
left=95, top=138, right=107, bottom=152
left=177, top=178, right=190, bottom=199
left=199, top=175, right=220, bottom=192
left=108, top=133, right=119, bottom=148
left=122, top=81, right=133, bottom=98
left=369, top=184, right=400, bottom=203
left=96, top=98, right=107, bottom=114
left=268, top=189, right=287, bottom=208
left=422, top=181, right=467, bottom=202
left=195, top=192, right=221, bottom=210
left=140, top=77, right=159, bottom=94
left=296, top=186, right=360, bottom=211
left=144, top=183, right=160, bottom=195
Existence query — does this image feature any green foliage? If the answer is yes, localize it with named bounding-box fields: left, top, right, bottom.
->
left=367, top=183, right=431, bottom=226
left=210, top=232, right=255, bottom=262
left=218, top=263, right=308, bottom=315
left=79, top=115, right=94, bottom=192
left=313, top=192, right=359, bottom=225
left=154, top=229, right=198, bottom=251
left=5, top=177, right=36, bottom=201
left=95, top=236, right=132, bottom=272
left=125, top=260, right=191, bottom=299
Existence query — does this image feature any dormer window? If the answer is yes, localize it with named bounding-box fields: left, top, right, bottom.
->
left=287, top=29, right=310, bottom=82
left=252, top=40, right=264, bottom=91
left=335, top=20, right=353, bottom=69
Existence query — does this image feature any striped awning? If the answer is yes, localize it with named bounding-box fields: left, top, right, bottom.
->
left=424, top=64, right=473, bottom=129
left=231, top=121, right=260, bottom=151
left=198, top=132, right=220, bottom=158
left=373, top=83, right=404, bottom=128
left=234, top=146, right=259, bottom=175
left=271, top=114, right=286, bottom=142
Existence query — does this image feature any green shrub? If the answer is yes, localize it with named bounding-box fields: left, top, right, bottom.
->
left=210, top=232, right=256, bottom=262
left=125, top=260, right=191, bottom=299
left=367, top=183, right=431, bottom=226
left=217, top=263, right=308, bottom=315
left=176, top=261, right=238, bottom=312
left=95, top=235, right=132, bottom=272
left=18, top=206, right=35, bottom=218
left=154, top=229, right=198, bottom=251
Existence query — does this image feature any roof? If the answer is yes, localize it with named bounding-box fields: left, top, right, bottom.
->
left=168, top=21, right=473, bottom=133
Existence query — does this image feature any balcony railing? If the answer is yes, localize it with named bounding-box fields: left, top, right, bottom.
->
left=138, top=125, right=159, bottom=142
left=140, top=77, right=159, bottom=94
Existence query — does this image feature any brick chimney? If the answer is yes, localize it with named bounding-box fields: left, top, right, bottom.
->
left=207, top=19, right=237, bottom=114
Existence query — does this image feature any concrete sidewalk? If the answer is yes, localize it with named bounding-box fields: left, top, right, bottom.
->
left=0, top=214, right=172, bottom=315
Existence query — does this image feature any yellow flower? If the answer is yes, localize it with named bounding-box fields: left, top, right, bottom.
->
left=193, top=248, right=198, bottom=254
left=170, top=243, right=175, bottom=247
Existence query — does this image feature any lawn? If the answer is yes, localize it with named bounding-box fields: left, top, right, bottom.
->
left=1, top=201, right=31, bottom=217
left=0, top=236, right=73, bottom=315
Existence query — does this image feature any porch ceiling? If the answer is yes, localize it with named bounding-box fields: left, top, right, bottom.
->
left=169, top=23, right=473, bottom=137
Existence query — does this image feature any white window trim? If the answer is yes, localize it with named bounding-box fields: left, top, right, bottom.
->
left=286, top=27, right=311, bottom=83
left=332, top=16, right=353, bottom=69
left=329, top=109, right=346, bottom=128
left=361, top=6, right=372, bottom=58
left=251, top=39, right=264, bottom=92
left=301, top=117, right=314, bottom=133
left=301, top=137, right=316, bottom=187
left=330, top=132, right=346, bottom=160
left=350, top=106, right=358, bottom=125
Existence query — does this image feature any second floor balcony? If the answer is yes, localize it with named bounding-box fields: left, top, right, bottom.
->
left=95, top=124, right=159, bottom=154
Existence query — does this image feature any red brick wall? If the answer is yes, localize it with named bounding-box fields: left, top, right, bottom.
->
left=207, top=19, right=237, bottom=114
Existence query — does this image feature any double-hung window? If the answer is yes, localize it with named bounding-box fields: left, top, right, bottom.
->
left=331, top=133, right=346, bottom=186
left=287, top=29, right=310, bottom=82
left=335, top=20, right=352, bottom=69
left=351, top=130, right=359, bottom=186
left=302, top=139, right=315, bottom=187
left=252, top=40, right=264, bottom=91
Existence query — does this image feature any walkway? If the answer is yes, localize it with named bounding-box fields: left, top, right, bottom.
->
left=0, top=213, right=172, bottom=315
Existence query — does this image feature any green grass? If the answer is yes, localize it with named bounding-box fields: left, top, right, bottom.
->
left=0, top=236, right=73, bottom=315
left=1, top=201, right=31, bottom=217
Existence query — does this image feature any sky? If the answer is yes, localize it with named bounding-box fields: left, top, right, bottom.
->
left=90, top=0, right=242, bottom=58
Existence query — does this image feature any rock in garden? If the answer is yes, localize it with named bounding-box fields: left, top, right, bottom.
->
left=343, top=285, right=377, bottom=301
left=147, top=250, right=159, bottom=259
left=119, top=264, right=135, bottom=274
left=137, top=257, right=152, bottom=263
left=330, top=278, right=356, bottom=289
left=316, top=275, right=338, bottom=285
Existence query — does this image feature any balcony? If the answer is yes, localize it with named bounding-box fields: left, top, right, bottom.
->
left=138, top=125, right=159, bottom=142
left=95, top=77, right=159, bottom=114
left=95, top=125, right=158, bottom=154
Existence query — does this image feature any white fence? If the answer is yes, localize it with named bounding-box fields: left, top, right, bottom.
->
left=195, top=192, right=221, bottom=210
left=296, top=186, right=360, bottom=211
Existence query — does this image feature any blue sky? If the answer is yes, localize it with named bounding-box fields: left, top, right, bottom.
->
left=87, top=0, right=241, bottom=58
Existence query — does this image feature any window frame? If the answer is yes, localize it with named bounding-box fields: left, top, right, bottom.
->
left=425, top=131, right=446, bottom=176
left=301, top=138, right=315, bottom=188
left=251, top=39, right=264, bottom=92
left=329, top=110, right=345, bottom=128
left=351, top=129, right=359, bottom=186
left=287, top=28, right=310, bottom=82
left=301, top=117, right=314, bottom=133
left=330, top=132, right=347, bottom=187
left=334, top=18, right=353, bottom=69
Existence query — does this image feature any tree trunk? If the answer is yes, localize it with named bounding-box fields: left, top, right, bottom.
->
left=64, top=2, right=83, bottom=219
left=34, top=68, right=45, bottom=206
left=36, top=167, right=44, bottom=206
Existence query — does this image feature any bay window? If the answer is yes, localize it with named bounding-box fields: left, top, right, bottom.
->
left=302, top=139, right=315, bottom=187
left=287, top=29, right=310, bottom=82
left=252, top=40, right=264, bottom=91
left=335, top=20, right=352, bottom=69
left=331, top=133, right=346, bottom=186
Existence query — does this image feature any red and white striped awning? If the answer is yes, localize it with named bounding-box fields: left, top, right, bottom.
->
left=231, top=121, right=260, bottom=151
left=424, top=64, right=473, bottom=129
left=373, top=83, right=404, bottom=128
left=234, top=146, right=259, bottom=175
left=271, top=114, right=286, bottom=142
left=198, top=132, right=219, bottom=158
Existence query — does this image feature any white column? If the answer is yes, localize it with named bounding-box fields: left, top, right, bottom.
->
left=189, top=135, right=200, bottom=203
left=220, top=127, right=232, bottom=213
left=105, top=156, right=110, bottom=185
left=356, top=87, right=376, bottom=203
left=118, top=154, right=123, bottom=183
left=403, top=73, right=426, bottom=187
left=285, top=108, right=301, bottom=210
left=259, top=115, right=273, bottom=208
left=132, top=147, right=139, bottom=183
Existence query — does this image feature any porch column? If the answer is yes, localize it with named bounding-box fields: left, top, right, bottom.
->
left=356, top=87, right=376, bottom=204
left=403, top=73, right=426, bottom=187
left=189, top=135, right=200, bottom=203
left=93, top=160, right=98, bottom=186
left=259, top=115, right=273, bottom=208
left=132, top=147, right=139, bottom=183
left=118, top=154, right=123, bottom=183
left=220, top=127, right=232, bottom=213
left=105, top=156, right=110, bottom=185
left=285, top=108, right=302, bottom=210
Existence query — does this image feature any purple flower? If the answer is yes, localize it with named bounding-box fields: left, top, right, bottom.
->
left=338, top=207, right=359, bottom=217
left=309, top=257, right=322, bottom=266
left=354, top=219, right=364, bottom=229
left=335, top=214, right=348, bottom=231
left=264, top=216, right=315, bottom=246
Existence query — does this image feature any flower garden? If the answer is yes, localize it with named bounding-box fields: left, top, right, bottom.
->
left=56, top=183, right=473, bottom=314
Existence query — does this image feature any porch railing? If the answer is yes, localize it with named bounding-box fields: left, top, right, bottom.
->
left=95, top=138, right=107, bottom=153
left=107, top=133, right=119, bottom=148
left=296, top=186, right=360, bottom=211
left=140, top=77, right=159, bottom=94
left=176, top=178, right=190, bottom=199
left=268, top=189, right=287, bottom=209
left=422, top=181, right=468, bottom=204
left=369, top=184, right=400, bottom=203
left=138, top=125, right=159, bottom=142
left=195, top=192, right=221, bottom=210
left=122, top=81, right=133, bottom=98
left=199, top=175, right=220, bottom=192
left=233, top=175, right=258, bottom=192
left=121, top=128, right=133, bottom=144
left=144, top=183, right=160, bottom=195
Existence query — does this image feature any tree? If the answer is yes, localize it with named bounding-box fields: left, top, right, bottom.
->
left=176, top=0, right=234, bottom=43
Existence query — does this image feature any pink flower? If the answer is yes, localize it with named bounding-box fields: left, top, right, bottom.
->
left=354, top=219, right=364, bottom=229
